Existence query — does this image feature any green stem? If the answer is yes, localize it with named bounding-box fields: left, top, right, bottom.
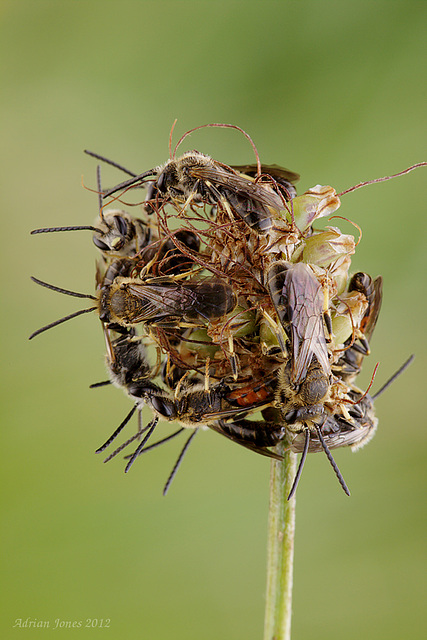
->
left=263, top=445, right=297, bottom=640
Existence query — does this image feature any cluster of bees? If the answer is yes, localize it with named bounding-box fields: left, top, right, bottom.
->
left=31, top=126, right=393, bottom=497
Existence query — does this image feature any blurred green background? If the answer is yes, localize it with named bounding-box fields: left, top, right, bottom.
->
left=1, top=1, right=426, bottom=638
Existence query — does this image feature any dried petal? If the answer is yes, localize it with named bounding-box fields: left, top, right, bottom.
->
left=291, top=185, right=341, bottom=231
left=302, top=226, right=355, bottom=268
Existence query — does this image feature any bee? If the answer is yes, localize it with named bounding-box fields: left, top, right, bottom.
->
left=99, top=275, right=237, bottom=328
left=265, top=261, right=355, bottom=495
left=94, top=326, right=162, bottom=449
left=334, top=272, right=383, bottom=383
left=105, top=329, right=153, bottom=391
left=91, top=210, right=151, bottom=258
left=266, top=261, right=331, bottom=412
left=124, top=382, right=282, bottom=477
left=29, top=271, right=237, bottom=339
left=31, top=165, right=152, bottom=260
left=102, top=152, right=299, bottom=235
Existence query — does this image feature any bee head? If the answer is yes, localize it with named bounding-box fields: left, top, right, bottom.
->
left=157, top=162, right=179, bottom=195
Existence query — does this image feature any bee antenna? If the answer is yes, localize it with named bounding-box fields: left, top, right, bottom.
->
left=315, top=425, right=350, bottom=496
left=31, top=225, right=101, bottom=234
left=163, top=429, right=198, bottom=496
left=30, top=276, right=97, bottom=300
left=104, top=430, right=143, bottom=463
left=103, top=412, right=167, bottom=463
left=287, top=429, right=310, bottom=500
left=89, top=380, right=111, bottom=389
left=29, top=276, right=97, bottom=339
left=84, top=150, right=137, bottom=177
left=102, top=169, right=158, bottom=199
left=372, top=354, right=415, bottom=400
left=124, top=428, right=185, bottom=458
left=95, top=405, right=138, bottom=453
left=29, top=307, right=96, bottom=340
left=124, top=417, right=159, bottom=472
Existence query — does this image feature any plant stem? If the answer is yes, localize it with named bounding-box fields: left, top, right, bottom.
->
left=263, top=445, right=297, bottom=640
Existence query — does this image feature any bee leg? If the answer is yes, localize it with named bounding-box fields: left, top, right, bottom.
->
left=351, top=336, right=370, bottom=355
left=174, top=371, right=192, bottom=400
left=152, top=343, right=163, bottom=377
left=204, top=357, right=211, bottom=392
left=322, top=275, right=332, bottom=343
left=162, top=355, right=173, bottom=388
left=323, top=310, right=333, bottom=343
left=177, top=190, right=197, bottom=217
left=261, top=310, right=288, bottom=356
left=228, top=336, right=239, bottom=380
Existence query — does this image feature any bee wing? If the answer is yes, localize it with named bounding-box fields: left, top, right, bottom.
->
left=286, top=263, right=330, bottom=384
left=362, top=275, right=383, bottom=341
left=231, top=163, right=300, bottom=184
left=125, top=282, right=182, bottom=321
left=290, top=427, right=360, bottom=452
left=200, top=400, right=273, bottom=421
left=190, top=163, right=286, bottom=211
left=289, top=417, right=377, bottom=453
left=183, top=279, right=236, bottom=320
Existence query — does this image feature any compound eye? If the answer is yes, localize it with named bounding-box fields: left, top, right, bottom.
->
left=156, top=171, right=167, bottom=193
left=93, top=236, right=109, bottom=251
left=114, top=215, right=129, bottom=238
left=150, top=395, right=176, bottom=418
left=157, top=166, right=178, bottom=194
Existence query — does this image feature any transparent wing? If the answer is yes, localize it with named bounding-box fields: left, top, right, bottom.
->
left=190, top=163, right=286, bottom=211
left=285, top=263, right=330, bottom=383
